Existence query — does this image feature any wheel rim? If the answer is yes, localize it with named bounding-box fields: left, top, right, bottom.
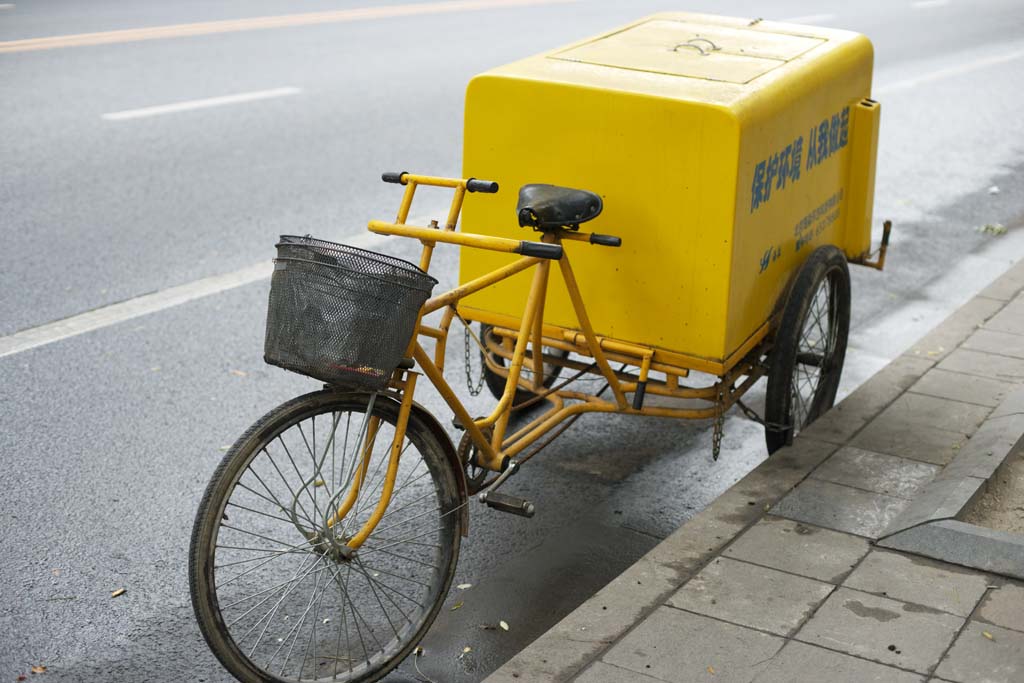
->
left=204, top=396, right=456, bottom=682
left=789, top=271, right=840, bottom=434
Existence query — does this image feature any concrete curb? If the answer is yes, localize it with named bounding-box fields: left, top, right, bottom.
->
left=484, top=258, right=1024, bottom=683
left=875, top=386, right=1024, bottom=578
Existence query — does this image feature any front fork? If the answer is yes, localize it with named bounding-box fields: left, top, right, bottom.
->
left=320, top=374, right=419, bottom=553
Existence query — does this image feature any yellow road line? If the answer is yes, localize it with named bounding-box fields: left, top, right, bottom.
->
left=0, top=0, right=575, bottom=54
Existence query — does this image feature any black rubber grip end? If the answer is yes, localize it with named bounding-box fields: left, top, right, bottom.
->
left=466, top=178, right=499, bottom=193
left=382, top=171, right=407, bottom=184
left=632, top=381, right=647, bottom=410
left=518, top=241, right=563, bottom=260
left=590, top=233, right=622, bottom=247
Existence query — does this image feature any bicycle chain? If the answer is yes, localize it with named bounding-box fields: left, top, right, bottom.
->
left=711, top=386, right=725, bottom=461
left=460, top=309, right=485, bottom=397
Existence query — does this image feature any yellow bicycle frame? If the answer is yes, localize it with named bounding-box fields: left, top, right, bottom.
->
left=335, top=173, right=768, bottom=550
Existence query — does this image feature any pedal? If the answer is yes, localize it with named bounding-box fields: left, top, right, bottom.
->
left=479, top=491, right=535, bottom=518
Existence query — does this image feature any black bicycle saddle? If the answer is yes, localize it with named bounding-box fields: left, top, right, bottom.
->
left=516, top=184, right=603, bottom=230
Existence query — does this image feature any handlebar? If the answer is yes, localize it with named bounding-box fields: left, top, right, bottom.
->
left=382, top=171, right=498, bottom=194
left=589, top=233, right=621, bottom=247
left=466, top=178, right=499, bottom=193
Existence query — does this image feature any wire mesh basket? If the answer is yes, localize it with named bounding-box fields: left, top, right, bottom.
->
left=264, top=235, right=437, bottom=390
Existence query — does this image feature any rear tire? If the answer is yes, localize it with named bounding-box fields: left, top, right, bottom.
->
left=480, top=324, right=569, bottom=405
left=190, top=390, right=462, bottom=682
left=764, top=246, right=851, bottom=454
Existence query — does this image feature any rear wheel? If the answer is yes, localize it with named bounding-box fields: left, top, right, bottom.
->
left=764, top=246, right=851, bottom=454
left=481, top=324, right=569, bottom=404
left=190, top=390, right=462, bottom=683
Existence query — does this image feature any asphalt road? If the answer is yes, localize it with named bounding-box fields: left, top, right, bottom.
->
left=2, top=0, right=1024, bottom=681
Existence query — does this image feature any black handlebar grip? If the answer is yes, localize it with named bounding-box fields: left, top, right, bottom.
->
left=382, top=171, right=407, bottom=184
left=589, top=233, right=622, bottom=247
left=466, top=178, right=499, bottom=193
left=518, top=241, right=563, bottom=260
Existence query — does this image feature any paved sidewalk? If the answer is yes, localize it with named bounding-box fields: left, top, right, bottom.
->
left=485, top=259, right=1024, bottom=683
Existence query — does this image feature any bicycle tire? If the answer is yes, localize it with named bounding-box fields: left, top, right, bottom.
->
left=480, top=324, right=568, bottom=404
left=764, top=246, right=851, bottom=454
left=190, top=390, right=462, bottom=682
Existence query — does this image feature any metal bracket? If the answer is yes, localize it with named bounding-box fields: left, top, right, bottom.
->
left=851, top=220, right=892, bottom=271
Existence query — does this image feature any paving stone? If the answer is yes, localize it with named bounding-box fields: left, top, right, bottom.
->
left=802, top=356, right=935, bottom=444
left=878, top=520, right=1024, bottom=582
left=723, top=516, right=870, bottom=584
left=875, top=392, right=992, bottom=437
left=811, top=447, right=939, bottom=499
left=909, top=367, right=1015, bottom=408
left=484, top=554, right=690, bottom=683
left=983, top=296, right=1024, bottom=336
left=963, top=328, right=1024, bottom=360
left=798, top=587, right=963, bottom=674
left=771, top=478, right=909, bottom=538
left=850, top=412, right=965, bottom=466
left=881, top=477, right=986, bottom=535
left=940, top=417, right=1024, bottom=481
left=977, top=582, right=1024, bottom=633
left=989, top=388, right=1024, bottom=419
left=938, top=348, right=1024, bottom=383
left=602, top=607, right=783, bottom=683
left=843, top=550, right=990, bottom=617
left=978, top=259, right=1024, bottom=301
left=903, top=297, right=1004, bottom=362
left=752, top=641, right=925, bottom=683
left=667, top=557, right=833, bottom=636
left=934, top=621, right=1024, bottom=683
left=574, top=661, right=666, bottom=683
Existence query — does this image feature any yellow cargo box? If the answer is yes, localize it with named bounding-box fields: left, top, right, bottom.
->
left=458, top=12, right=880, bottom=371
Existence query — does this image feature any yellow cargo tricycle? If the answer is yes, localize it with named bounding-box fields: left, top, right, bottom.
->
left=189, top=13, right=891, bottom=682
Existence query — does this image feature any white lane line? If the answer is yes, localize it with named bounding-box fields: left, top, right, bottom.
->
left=0, top=230, right=387, bottom=359
left=877, top=48, right=1024, bottom=94
left=102, top=87, right=301, bottom=121
left=912, top=0, right=950, bottom=8
left=779, top=13, right=837, bottom=24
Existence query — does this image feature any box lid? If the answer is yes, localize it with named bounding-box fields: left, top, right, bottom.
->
left=552, top=18, right=825, bottom=84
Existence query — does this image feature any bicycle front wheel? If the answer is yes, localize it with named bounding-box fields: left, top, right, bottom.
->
left=190, top=390, right=462, bottom=683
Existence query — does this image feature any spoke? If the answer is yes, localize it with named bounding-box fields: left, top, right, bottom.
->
left=351, top=562, right=428, bottom=610
left=356, top=561, right=432, bottom=589
left=220, top=559, right=326, bottom=611
left=373, top=506, right=446, bottom=538
left=215, top=546, right=310, bottom=568
left=279, top=433, right=327, bottom=524
left=220, top=523, right=303, bottom=550
left=245, top=462, right=317, bottom=530
left=245, top=557, right=327, bottom=658
left=260, top=445, right=318, bottom=529
left=226, top=500, right=293, bottom=526
left=228, top=553, right=321, bottom=632
left=359, top=527, right=444, bottom=556
left=216, top=538, right=315, bottom=590
left=356, top=545, right=440, bottom=570
left=234, top=480, right=295, bottom=521
left=374, top=486, right=436, bottom=528
left=270, top=562, right=321, bottom=674
left=351, top=556, right=402, bottom=640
